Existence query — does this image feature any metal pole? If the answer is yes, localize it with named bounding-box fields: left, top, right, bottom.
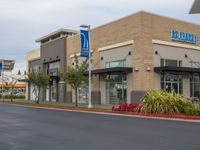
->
left=1, top=60, right=4, bottom=102
left=88, top=25, right=92, bottom=108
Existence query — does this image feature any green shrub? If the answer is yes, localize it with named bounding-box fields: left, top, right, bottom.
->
left=0, top=94, right=25, bottom=99
left=141, top=90, right=192, bottom=115
left=184, top=107, right=200, bottom=116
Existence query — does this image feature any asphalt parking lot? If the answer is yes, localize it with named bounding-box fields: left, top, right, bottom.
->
left=0, top=104, right=200, bottom=150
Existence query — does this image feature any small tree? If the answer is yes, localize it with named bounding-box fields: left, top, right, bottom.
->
left=17, top=70, right=21, bottom=75
left=64, top=55, right=88, bottom=107
left=2, top=76, right=18, bottom=102
left=27, top=70, right=50, bottom=104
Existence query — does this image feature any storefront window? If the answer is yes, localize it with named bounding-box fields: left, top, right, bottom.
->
left=106, top=60, right=126, bottom=68
left=78, top=84, right=88, bottom=103
left=51, top=80, right=57, bottom=102
left=49, top=61, right=60, bottom=69
left=190, top=73, right=200, bottom=98
left=160, top=59, right=182, bottom=67
left=48, top=61, right=60, bottom=76
left=190, top=61, right=200, bottom=68
left=160, top=73, right=183, bottom=94
left=106, top=74, right=127, bottom=104
left=30, top=65, right=40, bottom=72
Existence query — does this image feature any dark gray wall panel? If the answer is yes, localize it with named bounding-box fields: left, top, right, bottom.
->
left=131, top=91, right=147, bottom=103
left=91, top=91, right=101, bottom=104
left=41, top=37, right=66, bottom=73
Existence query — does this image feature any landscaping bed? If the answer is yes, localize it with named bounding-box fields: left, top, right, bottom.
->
left=1, top=98, right=200, bottom=121
left=112, top=90, right=200, bottom=120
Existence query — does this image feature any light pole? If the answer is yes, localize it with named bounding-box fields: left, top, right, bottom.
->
left=80, top=24, right=92, bottom=108
left=0, top=60, right=4, bottom=102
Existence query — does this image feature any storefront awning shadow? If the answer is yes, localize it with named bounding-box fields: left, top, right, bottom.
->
left=91, top=67, right=133, bottom=75
left=154, top=66, right=200, bottom=73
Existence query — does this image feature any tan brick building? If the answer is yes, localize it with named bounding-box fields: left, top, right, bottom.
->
left=27, top=11, right=200, bottom=104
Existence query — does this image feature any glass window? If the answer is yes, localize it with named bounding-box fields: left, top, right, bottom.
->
left=30, top=65, right=40, bottom=72
left=160, top=59, right=182, bottom=67
left=106, top=60, right=126, bottom=68
left=165, top=59, right=178, bottom=66
left=190, top=61, right=200, bottom=68
left=106, top=74, right=127, bottom=104
left=160, top=59, right=164, bottom=67
left=78, top=84, right=88, bottom=103
left=190, top=74, right=200, bottom=98
left=49, top=61, right=60, bottom=69
left=160, top=73, right=183, bottom=94
left=178, top=60, right=182, bottom=67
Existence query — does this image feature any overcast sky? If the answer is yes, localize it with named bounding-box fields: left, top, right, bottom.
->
left=0, top=0, right=199, bottom=73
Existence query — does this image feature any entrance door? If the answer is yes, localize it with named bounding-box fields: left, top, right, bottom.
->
left=165, top=82, right=179, bottom=93
left=161, top=73, right=183, bottom=94
left=106, top=74, right=127, bottom=104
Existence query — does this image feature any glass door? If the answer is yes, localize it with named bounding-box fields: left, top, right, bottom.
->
left=165, top=82, right=179, bottom=93
left=161, top=73, right=183, bottom=94
left=106, top=74, right=127, bottom=104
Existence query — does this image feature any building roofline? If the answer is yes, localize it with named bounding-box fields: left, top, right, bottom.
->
left=68, top=11, right=200, bottom=41
left=92, top=10, right=200, bottom=30
left=189, top=0, right=200, bottom=14
left=26, top=48, right=40, bottom=55
left=28, top=57, right=41, bottom=62
left=35, top=28, right=78, bottom=43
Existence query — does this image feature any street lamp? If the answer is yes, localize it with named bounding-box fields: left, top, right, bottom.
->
left=80, top=24, right=92, bottom=108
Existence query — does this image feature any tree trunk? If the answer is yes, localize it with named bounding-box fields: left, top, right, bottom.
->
left=11, top=87, right=13, bottom=102
left=75, top=88, right=78, bottom=107
left=37, top=87, right=40, bottom=104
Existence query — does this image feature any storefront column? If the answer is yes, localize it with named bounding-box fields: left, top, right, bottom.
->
left=183, top=74, right=190, bottom=98
left=58, top=80, right=66, bottom=103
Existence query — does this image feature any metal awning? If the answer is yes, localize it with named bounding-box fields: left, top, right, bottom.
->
left=154, top=66, right=200, bottom=73
left=189, top=0, right=200, bottom=14
left=91, top=67, right=133, bottom=75
left=18, top=79, right=28, bottom=82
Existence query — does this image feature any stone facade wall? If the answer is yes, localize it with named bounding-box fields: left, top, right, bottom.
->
left=66, top=11, right=200, bottom=103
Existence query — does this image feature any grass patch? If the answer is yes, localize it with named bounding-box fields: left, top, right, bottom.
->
left=0, top=100, right=111, bottom=110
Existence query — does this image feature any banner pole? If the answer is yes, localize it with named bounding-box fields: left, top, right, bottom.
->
left=88, top=25, right=92, bottom=108
left=80, top=24, right=92, bottom=108
left=1, top=60, right=4, bottom=102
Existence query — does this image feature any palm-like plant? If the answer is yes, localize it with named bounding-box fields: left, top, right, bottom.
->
left=141, top=90, right=192, bottom=115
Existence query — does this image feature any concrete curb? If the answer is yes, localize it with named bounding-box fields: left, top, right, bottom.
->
left=1, top=102, right=200, bottom=123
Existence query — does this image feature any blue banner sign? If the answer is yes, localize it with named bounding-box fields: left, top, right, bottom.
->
left=171, top=30, right=197, bottom=44
left=0, top=63, right=2, bottom=77
left=80, top=30, right=89, bottom=57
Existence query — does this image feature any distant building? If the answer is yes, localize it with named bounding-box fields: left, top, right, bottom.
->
left=26, top=29, right=77, bottom=102
left=190, top=0, right=200, bottom=14
left=0, top=59, right=26, bottom=96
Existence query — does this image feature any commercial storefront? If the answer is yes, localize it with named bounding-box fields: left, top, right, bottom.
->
left=27, top=11, right=200, bottom=104
left=0, top=59, right=26, bottom=97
